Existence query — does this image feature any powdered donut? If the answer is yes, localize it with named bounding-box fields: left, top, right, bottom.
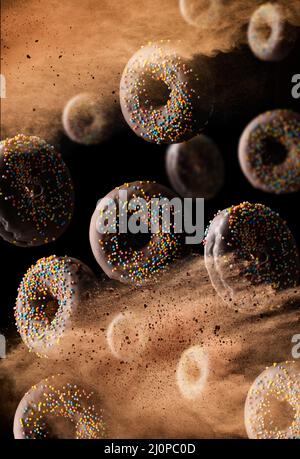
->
left=245, top=361, right=300, bottom=439
left=238, top=109, right=300, bottom=194
left=120, top=42, right=211, bottom=144
left=15, top=255, right=96, bottom=357
left=0, top=134, right=74, bottom=247
left=248, top=3, right=297, bottom=62
left=204, top=202, right=300, bottom=312
left=14, top=375, right=106, bottom=439
left=89, top=181, right=184, bottom=284
left=166, top=134, right=224, bottom=199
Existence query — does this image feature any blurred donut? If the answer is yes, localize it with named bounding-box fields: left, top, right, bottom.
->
left=176, top=345, right=209, bottom=400
left=0, top=134, right=74, bottom=247
left=120, top=42, right=210, bottom=144
left=179, top=0, right=217, bottom=27
left=166, top=135, right=224, bottom=199
left=89, top=181, right=184, bottom=284
left=15, top=255, right=96, bottom=357
left=62, top=93, right=108, bottom=145
left=248, top=3, right=297, bottom=62
left=204, top=202, right=300, bottom=311
left=245, top=361, right=300, bottom=439
left=239, top=109, right=300, bottom=194
left=14, top=375, right=106, bottom=439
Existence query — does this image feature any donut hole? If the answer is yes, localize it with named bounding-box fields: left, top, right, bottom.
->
left=32, top=291, right=60, bottom=323
left=255, top=21, right=273, bottom=42
left=139, top=75, right=171, bottom=109
left=261, top=137, right=287, bottom=166
left=263, top=395, right=296, bottom=432
left=184, top=357, right=202, bottom=383
left=44, top=415, right=76, bottom=439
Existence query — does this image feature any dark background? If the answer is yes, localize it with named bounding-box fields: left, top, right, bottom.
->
left=0, top=42, right=299, bottom=352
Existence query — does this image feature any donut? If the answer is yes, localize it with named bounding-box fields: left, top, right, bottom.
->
left=244, top=361, right=300, bottom=439
left=0, top=134, right=74, bottom=247
left=89, top=181, right=184, bottom=284
left=204, top=202, right=300, bottom=311
left=62, top=93, right=108, bottom=145
left=15, top=255, right=96, bottom=357
left=14, top=375, right=106, bottom=439
left=120, top=42, right=210, bottom=144
left=179, top=0, right=218, bottom=27
left=176, top=345, right=209, bottom=400
left=166, top=134, right=224, bottom=199
left=247, top=3, right=297, bottom=62
left=238, top=109, right=300, bottom=194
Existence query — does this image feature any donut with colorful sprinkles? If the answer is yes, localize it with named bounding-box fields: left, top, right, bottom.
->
left=204, top=202, right=300, bottom=311
left=89, top=181, right=184, bottom=284
left=15, top=256, right=96, bottom=357
left=13, top=375, right=106, bottom=439
left=120, top=42, right=209, bottom=144
left=244, top=361, right=300, bottom=439
left=239, top=110, right=300, bottom=194
left=0, top=134, right=74, bottom=247
left=62, top=93, right=107, bottom=145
